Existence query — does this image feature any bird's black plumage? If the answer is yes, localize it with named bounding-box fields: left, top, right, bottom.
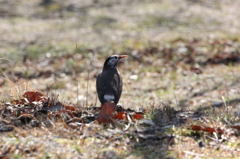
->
left=96, top=55, right=126, bottom=105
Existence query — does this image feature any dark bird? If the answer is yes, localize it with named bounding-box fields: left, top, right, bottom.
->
left=96, top=55, right=127, bottom=105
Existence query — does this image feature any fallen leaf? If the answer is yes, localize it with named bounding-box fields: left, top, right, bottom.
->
left=202, top=127, right=216, bottom=133
left=189, top=125, right=225, bottom=134
left=231, top=125, right=240, bottom=130
left=189, top=125, right=203, bottom=131
left=133, top=113, right=144, bottom=120
left=97, top=101, right=116, bottom=124
left=64, top=105, right=76, bottom=111
left=114, top=112, right=127, bottom=120
left=23, top=91, right=45, bottom=103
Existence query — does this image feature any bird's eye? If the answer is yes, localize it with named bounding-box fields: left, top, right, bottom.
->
left=114, top=56, right=117, bottom=59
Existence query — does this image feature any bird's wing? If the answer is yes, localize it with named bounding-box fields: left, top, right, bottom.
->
left=96, top=72, right=106, bottom=104
left=111, top=73, right=122, bottom=103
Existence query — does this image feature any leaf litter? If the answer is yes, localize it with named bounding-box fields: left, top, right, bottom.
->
left=0, top=83, right=240, bottom=158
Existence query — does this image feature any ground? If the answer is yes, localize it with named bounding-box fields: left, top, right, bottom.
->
left=0, top=0, right=240, bottom=158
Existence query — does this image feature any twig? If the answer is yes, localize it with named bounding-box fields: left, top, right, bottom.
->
left=0, top=58, right=11, bottom=61
left=77, top=80, right=79, bottom=106
left=94, top=92, right=98, bottom=107
left=85, top=70, right=89, bottom=107
left=183, top=150, right=205, bottom=157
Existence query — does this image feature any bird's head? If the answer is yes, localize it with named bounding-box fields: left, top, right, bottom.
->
left=103, top=55, right=127, bottom=69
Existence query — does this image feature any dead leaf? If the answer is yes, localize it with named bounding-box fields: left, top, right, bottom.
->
left=133, top=113, right=144, bottom=120
left=23, top=91, right=45, bottom=103
left=231, top=125, right=240, bottom=130
left=202, top=127, right=216, bottom=133
left=113, top=112, right=127, bottom=120
left=97, top=101, right=116, bottom=124
left=189, top=125, right=225, bottom=134
left=64, top=105, right=76, bottom=111
left=189, top=125, right=203, bottom=131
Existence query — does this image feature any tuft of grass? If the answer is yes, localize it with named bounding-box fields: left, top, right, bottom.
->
left=145, top=102, right=176, bottom=125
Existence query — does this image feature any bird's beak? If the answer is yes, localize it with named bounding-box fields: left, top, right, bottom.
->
left=120, top=55, right=127, bottom=58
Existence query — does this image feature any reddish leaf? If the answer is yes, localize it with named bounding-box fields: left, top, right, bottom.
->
left=189, top=125, right=203, bottom=131
left=189, top=66, right=202, bottom=74
left=114, top=112, right=127, bottom=120
left=23, top=91, right=45, bottom=103
left=189, top=125, right=225, bottom=134
left=64, top=105, right=76, bottom=111
left=202, top=127, right=216, bottom=133
left=202, top=127, right=224, bottom=133
left=97, top=101, right=116, bottom=124
left=231, top=125, right=240, bottom=130
left=133, top=113, right=144, bottom=120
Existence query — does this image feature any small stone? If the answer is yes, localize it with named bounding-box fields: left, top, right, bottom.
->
left=30, top=120, right=40, bottom=127
left=101, top=150, right=117, bottom=159
left=198, top=141, right=205, bottom=148
left=129, top=74, right=138, bottom=80
left=11, top=119, right=23, bottom=127
left=24, top=148, right=31, bottom=154
left=0, top=125, right=14, bottom=132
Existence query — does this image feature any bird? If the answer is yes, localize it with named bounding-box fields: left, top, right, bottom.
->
left=96, top=55, right=127, bottom=105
